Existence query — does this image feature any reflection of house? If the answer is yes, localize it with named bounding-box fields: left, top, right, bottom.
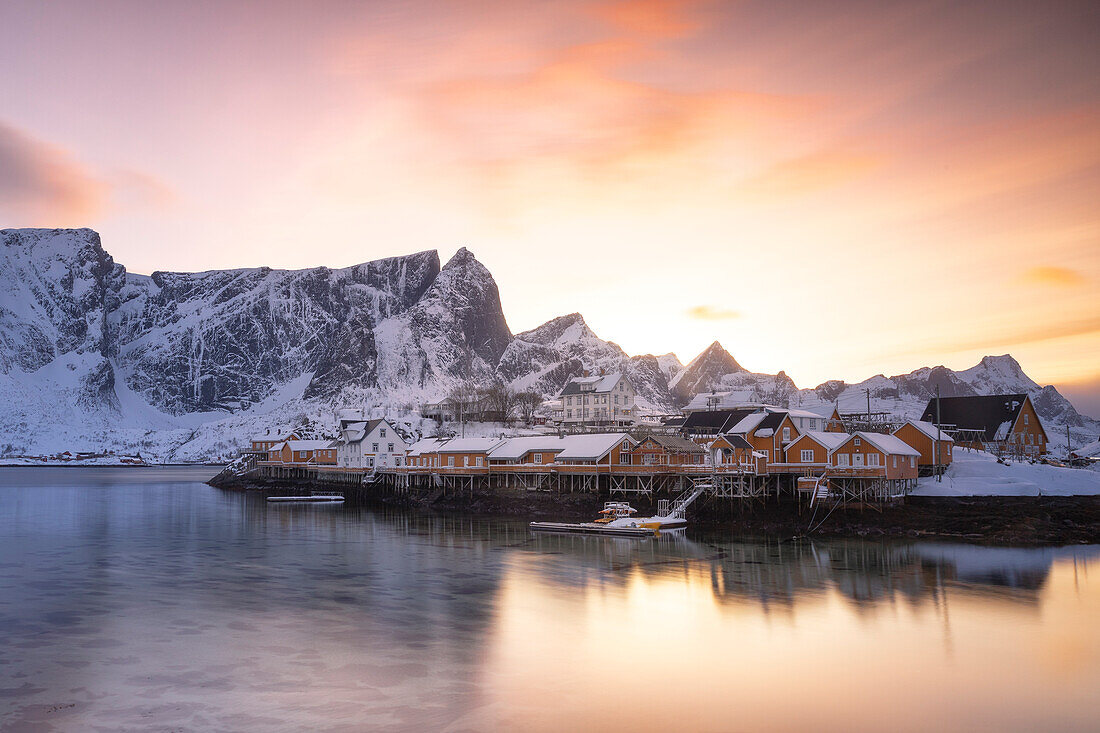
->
left=557, top=373, right=635, bottom=426
left=336, top=418, right=408, bottom=469
left=920, top=394, right=1047, bottom=455
left=893, top=420, right=954, bottom=472
left=267, top=439, right=337, bottom=465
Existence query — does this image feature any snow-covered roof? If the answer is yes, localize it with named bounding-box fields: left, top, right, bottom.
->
left=787, top=408, right=830, bottom=420
left=555, top=433, right=635, bottom=461
left=899, top=420, right=955, bottom=443
left=1070, top=440, right=1100, bottom=459
left=251, top=430, right=298, bottom=443
left=489, top=436, right=568, bottom=460
left=558, top=373, right=624, bottom=396
left=435, top=438, right=505, bottom=454
left=789, top=431, right=849, bottom=452
left=407, top=438, right=447, bottom=456
left=727, top=412, right=766, bottom=434
left=279, top=440, right=335, bottom=451
left=844, top=432, right=921, bottom=457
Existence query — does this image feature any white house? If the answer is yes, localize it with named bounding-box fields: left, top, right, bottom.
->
left=557, top=372, right=635, bottom=426
left=335, top=418, right=408, bottom=469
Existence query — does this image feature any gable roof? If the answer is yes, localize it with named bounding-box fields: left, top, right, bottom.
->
left=919, top=394, right=1035, bottom=441
left=897, top=420, right=955, bottom=443
left=279, top=439, right=336, bottom=452
left=683, top=407, right=756, bottom=433
left=838, top=431, right=920, bottom=457
left=488, top=436, right=568, bottom=460
left=711, top=434, right=754, bottom=451
left=435, top=438, right=506, bottom=454
left=558, top=373, right=624, bottom=396
left=788, top=430, right=849, bottom=452
left=554, top=433, right=635, bottom=461
left=636, top=434, right=705, bottom=454
left=407, top=437, right=447, bottom=456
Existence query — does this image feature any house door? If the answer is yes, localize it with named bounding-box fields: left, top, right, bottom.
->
left=853, top=454, right=864, bottom=467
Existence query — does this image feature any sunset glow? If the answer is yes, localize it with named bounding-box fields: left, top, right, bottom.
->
left=2, top=1, right=1098, bottom=407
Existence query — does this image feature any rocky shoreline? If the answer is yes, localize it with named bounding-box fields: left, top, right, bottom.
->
left=211, top=473, right=1100, bottom=546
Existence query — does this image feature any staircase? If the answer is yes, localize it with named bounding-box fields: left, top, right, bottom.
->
left=809, top=475, right=830, bottom=507
left=665, top=480, right=711, bottom=518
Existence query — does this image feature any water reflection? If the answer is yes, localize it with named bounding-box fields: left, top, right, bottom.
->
left=1, top=468, right=1097, bottom=732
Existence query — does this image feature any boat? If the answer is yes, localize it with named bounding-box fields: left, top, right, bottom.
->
left=266, top=491, right=345, bottom=503
left=529, top=500, right=687, bottom=536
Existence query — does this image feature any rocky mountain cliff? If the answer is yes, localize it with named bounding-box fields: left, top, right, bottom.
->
left=0, top=228, right=1095, bottom=460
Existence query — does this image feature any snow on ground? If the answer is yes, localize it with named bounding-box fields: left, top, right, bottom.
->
left=913, top=449, right=1100, bottom=497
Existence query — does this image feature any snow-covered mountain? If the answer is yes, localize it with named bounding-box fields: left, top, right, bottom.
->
left=1, top=228, right=1096, bottom=460
left=496, top=312, right=676, bottom=415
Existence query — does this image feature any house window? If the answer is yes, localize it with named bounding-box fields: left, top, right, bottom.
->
left=800, top=449, right=814, bottom=462
left=854, top=437, right=861, bottom=447
left=567, top=397, right=572, bottom=406
left=447, top=456, right=454, bottom=467
left=566, top=410, right=572, bottom=418
left=809, top=419, right=817, bottom=429
left=867, top=454, right=880, bottom=467
left=380, top=429, right=386, bottom=437
left=762, top=450, right=770, bottom=462
left=534, top=453, right=542, bottom=464
left=892, top=456, right=898, bottom=468
left=1023, top=414, right=1028, bottom=425
left=476, top=457, right=483, bottom=467
left=910, top=457, right=915, bottom=468
left=838, top=454, right=849, bottom=466
left=783, top=427, right=791, bottom=441
left=387, top=443, right=394, bottom=452
left=395, top=457, right=402, bottom=466
left=372, top=443, right=379, bottom=452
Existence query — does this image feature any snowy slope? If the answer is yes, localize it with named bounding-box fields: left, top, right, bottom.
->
left=912, top=450, right=1100, bottom=496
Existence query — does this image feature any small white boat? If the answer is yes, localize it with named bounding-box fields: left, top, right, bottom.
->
left=266, top=492, right=345, bottom=503
left=530, top=501, right=686, bottom=536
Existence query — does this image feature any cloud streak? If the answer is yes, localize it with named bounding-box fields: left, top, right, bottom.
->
left=0, top=121, right=106, bottom=224
left=686, top=305, right=740, bottom=320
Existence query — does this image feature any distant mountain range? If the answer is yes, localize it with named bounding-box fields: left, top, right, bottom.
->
left=1, top=228, right=1096, bottom=461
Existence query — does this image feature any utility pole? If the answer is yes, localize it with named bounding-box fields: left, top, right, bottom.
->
left=866, top=388, right=871, bottom=427
left=1066, top=424, right=1071, bottom=458
left=936, top=384, right=943, bottom=482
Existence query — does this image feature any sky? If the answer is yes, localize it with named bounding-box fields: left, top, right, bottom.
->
left=1, top=0, right=1099, bottom=414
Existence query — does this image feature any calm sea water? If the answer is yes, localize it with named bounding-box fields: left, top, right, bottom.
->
left=1, top=467, right=1097, bottom=732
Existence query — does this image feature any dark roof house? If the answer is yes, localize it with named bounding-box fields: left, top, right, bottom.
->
left=919, top=394, right=1040, bottom=442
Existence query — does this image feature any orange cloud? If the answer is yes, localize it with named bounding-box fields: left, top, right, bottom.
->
left=1022, top=266, right=1086, bottom=288
left=736, top=150, right=880, bottom=198
left=591, top=0, right=703, bottom=39
left=0, top=120, right=106, bottom=224
left=686, top=305, right=740, bottom=320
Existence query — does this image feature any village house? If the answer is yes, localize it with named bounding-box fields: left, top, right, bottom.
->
left=405, top=437, right=448, bottom=468
left=727, top=410, right=802, bottom=467
left=487, top=436, right=568, bottom=468
left=707, top=434, right=758, bottom=471
left=433, top=438, right=505, bottom=470
left=628, top=434, right=706, bottom=467
left=552, top=433, right=636, bottom=468
left=920, top=394, right=1047, bottom=456
left=783, top=431, right=850, bottom=469
left=335, top=418, right=408, bottom=470
left=829, top=432, right=920, bottom=479
left=266, top=439, right=337, bottom=465
left=557, top=372, right=635, bottom=426
left=249, top=429, right=300, bottom=454
left=892, top=420, right=954, bottom=473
